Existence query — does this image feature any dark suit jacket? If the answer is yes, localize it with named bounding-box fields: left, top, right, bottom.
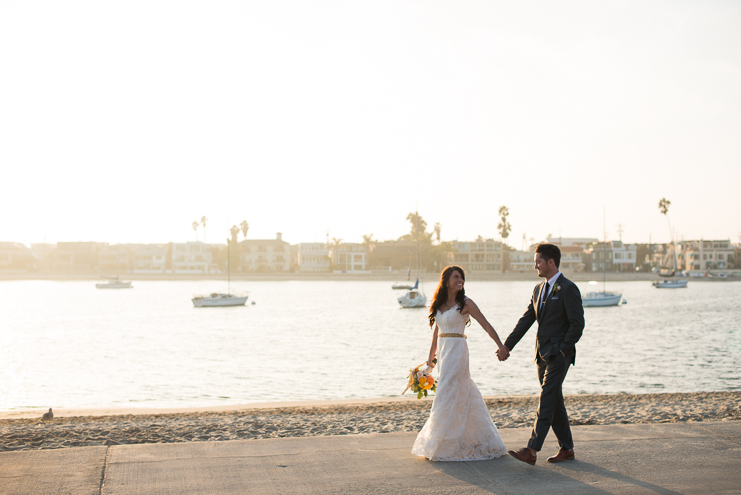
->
left=504, top=273, right=585, bottom=365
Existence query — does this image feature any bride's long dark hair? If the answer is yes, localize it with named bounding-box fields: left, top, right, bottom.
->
left=428, top=265, right=466, bottom=327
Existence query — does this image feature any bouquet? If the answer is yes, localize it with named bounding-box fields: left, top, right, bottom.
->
left=402, top=358, right=437, bottom=399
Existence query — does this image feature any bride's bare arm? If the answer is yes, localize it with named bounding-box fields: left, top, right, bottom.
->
left=427, top=323, right=439, bottom=367
left=464, top=299, right=509, bottom=358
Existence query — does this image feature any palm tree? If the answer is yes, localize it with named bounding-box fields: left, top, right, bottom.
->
left=498, top=206, right=511, bottom=273
left=433, top=223, right=441, bottom=245
left=192, top=221, right=200, bottom=242
left=240, top=221, right=249, bottom=240
left=200, top=216, right=208, bottom=244
left=405, top=212, right=430, bottom=242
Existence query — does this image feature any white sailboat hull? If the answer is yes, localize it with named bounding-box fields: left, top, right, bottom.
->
left=582, top=291, right=622, bottom=307
left=96, top=281, right=132, bottom=289
left=653, top=280, right=688, bottom=289
left=192, top=294, right=249, bottom=307
left=398, top=290, right=427, bottom=308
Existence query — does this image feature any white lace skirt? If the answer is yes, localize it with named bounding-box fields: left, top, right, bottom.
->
left=411, top=339, right=507, bottom=461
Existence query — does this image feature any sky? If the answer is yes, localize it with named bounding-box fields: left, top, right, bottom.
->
left=2, top=1, right=740, bottom=248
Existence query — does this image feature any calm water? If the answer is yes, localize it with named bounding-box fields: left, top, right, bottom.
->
left=1, top=280, right=739, bottom=410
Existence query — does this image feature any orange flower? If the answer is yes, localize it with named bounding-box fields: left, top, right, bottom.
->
left=426, top=376, right=434, bottom=384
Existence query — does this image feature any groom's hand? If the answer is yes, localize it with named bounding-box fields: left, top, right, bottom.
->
left=496, top=345, right=510, bottom=361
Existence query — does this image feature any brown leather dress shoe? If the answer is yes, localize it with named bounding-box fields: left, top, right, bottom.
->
left=508, top=447, right=537, bottom=465
left=547, top=448, right=575, bottom=463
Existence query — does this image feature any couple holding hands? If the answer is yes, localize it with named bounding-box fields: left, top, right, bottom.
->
left=412, top=243, right=585, bottom=465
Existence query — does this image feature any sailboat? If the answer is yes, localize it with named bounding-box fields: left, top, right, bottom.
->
left=96, top=245, right=132, bottom=289
left=192, top=240, right=248, bottom=307
left=398, top=213, right=427, bottom=308
left=653, top=199, right=688, bottom=289
left=582, top=209, right=622, bottom=307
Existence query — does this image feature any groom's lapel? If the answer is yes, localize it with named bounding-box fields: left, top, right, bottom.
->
left=536, top=280, right=548, bottom=322
left=540, top=274, right=564, bottom=320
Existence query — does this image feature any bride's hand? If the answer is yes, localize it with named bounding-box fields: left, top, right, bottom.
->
left=496, top=345, right=510, bottom=361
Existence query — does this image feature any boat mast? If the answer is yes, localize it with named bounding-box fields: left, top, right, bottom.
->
left=603, top=207, right=606, bottom=293
left=415, top=211, right=421, bottom=283
left=227, top=239, right=231, bottom=294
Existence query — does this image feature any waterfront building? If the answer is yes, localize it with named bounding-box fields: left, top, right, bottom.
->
left=30, top=243, right=55, bottom=270
left=298, top=242, right=330, bottom=272
left=447, top=238, right=505, bottom=272
left=168, top=242, right=212, bottom=274
left=98, top=244, right=133, bottom=275
left=509, top=250, right=534, bottom=272
left=587, top=241, right=637, bottom=272
left=53, top=242, right=102, bottom=273
left=330, top=243, right=368, bottom=272
left=372, top=240, right=418, bottom=270
left=678, top=239, right=735, bottom=271
left=239, top=233, right=290, bottom=272
left=559, top=245, right=587, bottom=272
left=0, top=242, right=34, bottom=270
left=133, top=244, right=167, bottom=273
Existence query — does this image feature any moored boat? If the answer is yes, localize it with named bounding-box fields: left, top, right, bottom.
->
left=582, top=291, right=622, bottom=307
left=192, top=293, right=248, bottom=307
left=653, top=279, right=688, bottom=289
left=95, top=278, right=132, bottom=289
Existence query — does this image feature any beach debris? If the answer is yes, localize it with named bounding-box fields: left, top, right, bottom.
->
left=41, top=408, right=53, bottom=421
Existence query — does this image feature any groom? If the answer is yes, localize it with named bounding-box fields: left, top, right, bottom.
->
left=497, top=243, right=584, bottom=465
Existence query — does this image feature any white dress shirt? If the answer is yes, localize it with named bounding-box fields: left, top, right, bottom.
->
left=541, top=271, right=562, bottom=305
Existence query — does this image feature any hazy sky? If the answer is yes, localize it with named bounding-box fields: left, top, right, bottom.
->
left=2, top=1, right=739, bottom=247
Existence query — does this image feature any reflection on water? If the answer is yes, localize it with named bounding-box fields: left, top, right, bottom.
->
left=0, top=280, right=739, bottom=410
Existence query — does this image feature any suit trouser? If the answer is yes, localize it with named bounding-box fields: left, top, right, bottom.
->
left=527, top=353, right=574, bottom=451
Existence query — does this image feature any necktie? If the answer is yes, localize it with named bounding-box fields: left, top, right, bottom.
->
left=541, top=282, right=550, bottom=307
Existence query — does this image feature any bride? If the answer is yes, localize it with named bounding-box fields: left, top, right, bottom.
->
left=412, top=265, right=509, bottom=461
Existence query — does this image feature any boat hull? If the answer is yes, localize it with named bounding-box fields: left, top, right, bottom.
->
left=398, top=290, right=427, bottom=308
left=192, top=295, right=249, bottom=307
left=653, top=280, right=688, bottom=289
left=582, top=292, right=622, bottom=307
left=96, top=282, right=132, bottom=289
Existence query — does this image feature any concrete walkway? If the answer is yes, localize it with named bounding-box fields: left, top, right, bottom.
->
left=1, top=421, right=739, bottom=495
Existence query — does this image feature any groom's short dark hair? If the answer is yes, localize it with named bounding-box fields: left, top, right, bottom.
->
left=535, top=243, right=561, bottom=268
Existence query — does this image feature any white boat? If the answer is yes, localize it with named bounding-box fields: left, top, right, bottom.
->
left=96, top=278, right=132, bottom=289
left=653, top=279, right=688, bottom=289
left=582, top=291, right=622, bottom=307
left=398, top=279, right=427, bottom=308
left=192, top=292, right=248, bottom=307
left=398, top=212, right=427, bottom=309
left=192, top=238, right=248, bottom=307
left=583, top=208, right=622, bottom=307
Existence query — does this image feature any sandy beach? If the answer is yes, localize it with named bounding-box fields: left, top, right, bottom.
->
left=1, top=391, right=738, bottom=452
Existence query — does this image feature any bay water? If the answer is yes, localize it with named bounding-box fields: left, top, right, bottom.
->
left=1, top=280, right=739, bottom=410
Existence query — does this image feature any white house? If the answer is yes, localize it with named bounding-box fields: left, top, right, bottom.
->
left=133, top=244, right=167, bottom=274
left=679, top=239, right=735, bottom=271
left=240, top=233, right=290, bottom=272
left=330, top=243, right=368, bottom=272
left=298, top=242, right=330, bottom=272
left=169, top=242, right=212, bottom=274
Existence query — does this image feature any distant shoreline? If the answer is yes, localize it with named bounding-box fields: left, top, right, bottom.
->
left=0, top=270, right=738, bottom=283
